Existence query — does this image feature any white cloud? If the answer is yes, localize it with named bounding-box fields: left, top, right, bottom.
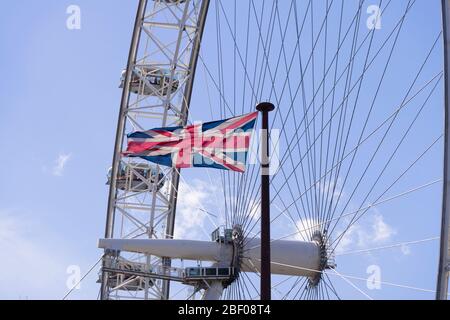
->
left=52, top=153, right=71, bottom=176
left=246, top=198, right=261, bottom=221
left=174, top=179, right=220, bottom=240
left=293, top=218, right=320, bottom=242
left=173, top=178, right=264, bottom=240
left=317, top=177, right=344, bottom=201
left=371, top=213, right=396, bottom=243
left=334, top=210, right=396, bottom=254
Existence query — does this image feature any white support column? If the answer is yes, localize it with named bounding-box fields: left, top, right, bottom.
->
left=437, top=0, right=450, bottom=301
left=101, top=0, right=148, bottom=301
left=202, top=282, right=224, bottom=300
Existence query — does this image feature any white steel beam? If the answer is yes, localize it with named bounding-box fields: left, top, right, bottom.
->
left=98, top=238, right=321, bottom=278
left=437, top=0, right=450, bottom=300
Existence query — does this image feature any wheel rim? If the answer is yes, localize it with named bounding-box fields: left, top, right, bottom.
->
left=101, top=0, right=449, bottom=300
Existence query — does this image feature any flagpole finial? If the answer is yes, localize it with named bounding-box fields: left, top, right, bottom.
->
left=256, top=102, right=275, bottom=112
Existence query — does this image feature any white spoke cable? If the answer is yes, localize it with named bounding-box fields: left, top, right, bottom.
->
left=336, top=237, right=440, bottom=256
left=63, top=256, right=104, bottom=300
left=252, top=259, right=448, bottom=296
left=331, top=268, right=373, bottom=300
left=243, top=179, right=441, bottom=251
left=167, top=169, right=219, bottom=238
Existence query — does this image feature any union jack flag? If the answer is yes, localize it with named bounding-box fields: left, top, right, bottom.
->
left=123, top=112, right=258, bottom=172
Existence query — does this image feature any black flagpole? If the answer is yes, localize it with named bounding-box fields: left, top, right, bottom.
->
left=256, top=102, right=275, bottom=301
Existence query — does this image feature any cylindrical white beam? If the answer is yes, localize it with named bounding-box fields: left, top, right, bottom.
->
left=203, top=281, right=224, bottom=300
left=243, top=239, right=321, bottom=278
left=98, top=238, right=321, bottom=278
left=98, top=238, right=232, bottom=262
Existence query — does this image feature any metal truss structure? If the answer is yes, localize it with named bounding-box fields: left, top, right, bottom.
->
left=101, top=0, right=210, bottom=300
left=98, top=0, right=450, bottom=301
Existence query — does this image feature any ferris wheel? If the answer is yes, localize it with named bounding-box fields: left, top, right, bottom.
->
left=98, top=0, right=450, bottom=300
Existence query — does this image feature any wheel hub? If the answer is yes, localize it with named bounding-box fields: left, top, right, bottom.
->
left=309, top=231, right=336, bottom=287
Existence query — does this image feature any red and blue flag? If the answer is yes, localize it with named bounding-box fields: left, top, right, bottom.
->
left=123, top=112, right=258, bottom=172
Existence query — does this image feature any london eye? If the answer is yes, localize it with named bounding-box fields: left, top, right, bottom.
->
left=98, top=0, right=450, bottom=300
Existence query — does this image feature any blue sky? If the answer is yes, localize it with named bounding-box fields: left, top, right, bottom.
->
left=0, top=0, right=136, bottom=299
left=0, top=0, right=447, bottom=300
